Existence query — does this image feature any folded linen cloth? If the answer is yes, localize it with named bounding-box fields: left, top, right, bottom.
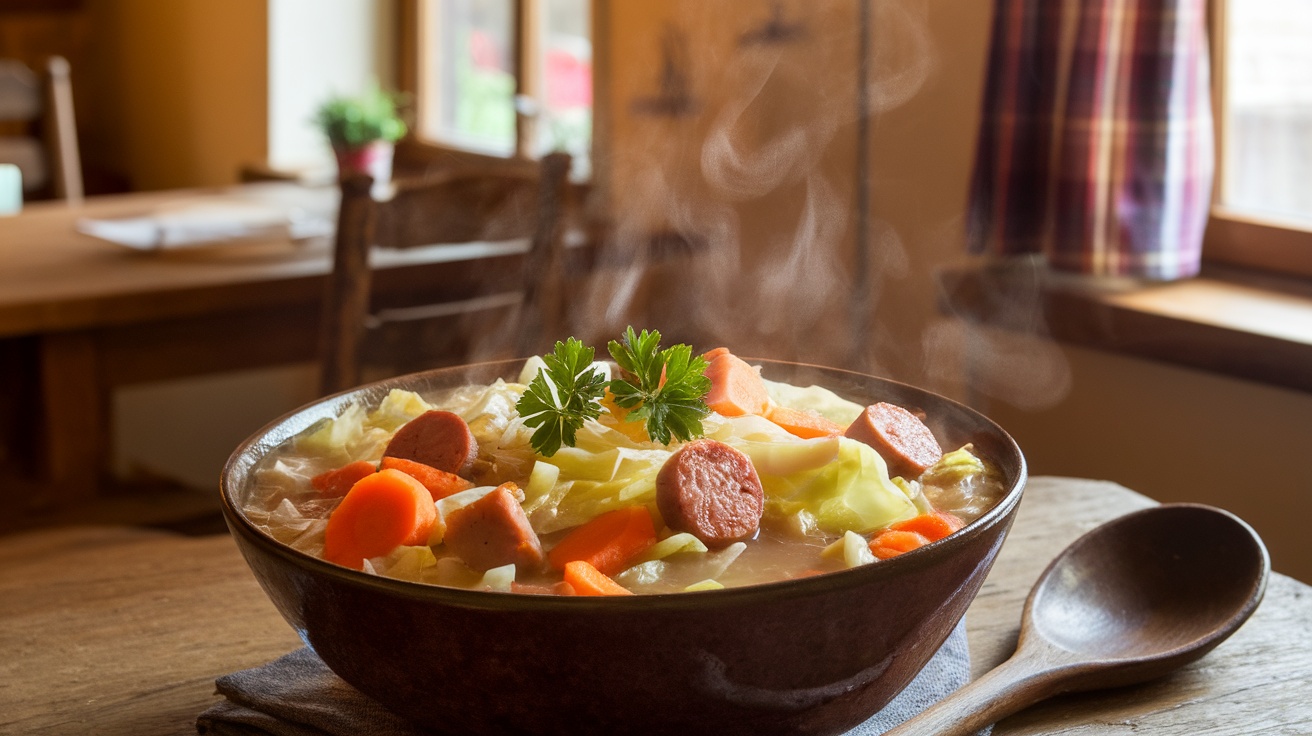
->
left=197, top=619, right=987, bottom=736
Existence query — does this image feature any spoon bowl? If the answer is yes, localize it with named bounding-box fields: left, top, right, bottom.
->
left=886, top=503, right=1270, bottom=735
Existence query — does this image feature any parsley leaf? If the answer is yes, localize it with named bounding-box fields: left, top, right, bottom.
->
left=515, top=338, right=607, bottom=457
left=607, top=327, right=711, bottom=445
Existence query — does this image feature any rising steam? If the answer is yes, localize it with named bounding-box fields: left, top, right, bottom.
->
left=562, top=0, right=1070, bottom=412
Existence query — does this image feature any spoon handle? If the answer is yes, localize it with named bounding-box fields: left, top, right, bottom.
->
left=882, top=649, right=1063, bottom=736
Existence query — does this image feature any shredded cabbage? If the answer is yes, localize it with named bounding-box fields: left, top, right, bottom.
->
left=367, top=545, right=437, bottom=582
left=841, top=530, right=876, bottom=567
left=616, top=542, right=747, bottom=592
left=922, top=446, right=986, bottom=486
left=920, top=445, right=997, bottom=520
left=733, top=436, right=840, bottom=477
left=479, top=563, right=517, bottom=591
left=762, top=378, right=865, bottom=425
left=614, top=561, right=666, bottom=587
left=369, top=389, right=434, bottom=432
left=634, top=533, right=709, bottom=563
left=759, top=438, right=916, bottom=535
left=522, top=460, right=561, bottom=508
left=523, top=421, right=673, bottom=532
left=294, top=389, right=436, bottom=465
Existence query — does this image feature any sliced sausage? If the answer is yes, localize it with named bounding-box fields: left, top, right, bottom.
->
left=656, top=439, right=764, bottom=548
left=443, top=483, right=545, bottom=573
left=844, top=402, right=943, bottom=480
left=383, top=410, right=478, bottom=477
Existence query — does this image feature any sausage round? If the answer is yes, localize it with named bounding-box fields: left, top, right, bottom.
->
left=383, top=410, right=479, bottom=477
left=844, top=402, right=942, bottom=479
left=656, top=439, right=764, bottom=548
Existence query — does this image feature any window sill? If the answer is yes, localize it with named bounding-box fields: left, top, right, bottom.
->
left=938, top=260, right=1312, bottom=394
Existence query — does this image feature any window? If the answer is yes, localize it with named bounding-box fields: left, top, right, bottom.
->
left=1208, top=0, right=1312, bottom=278
left=406, top=0, right=592, bottom=173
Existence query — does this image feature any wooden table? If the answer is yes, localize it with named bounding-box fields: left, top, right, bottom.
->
left=0, top=184, right=572, bottom=504
left=1, top=477, right=1308, bottom=735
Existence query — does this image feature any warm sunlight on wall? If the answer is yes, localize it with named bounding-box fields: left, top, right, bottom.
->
left=81, top=0, right=267, bottom=190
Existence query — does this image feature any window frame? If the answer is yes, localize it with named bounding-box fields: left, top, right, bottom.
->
left=397, top=0, right=601, bottom=171
left=1206, top=0, right=1312, bottom=279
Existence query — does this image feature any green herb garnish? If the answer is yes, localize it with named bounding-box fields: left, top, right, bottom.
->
left=607, top=327, right=711, bottom=445
left=515, top=329, right=712, bottom=454
left=515, top=338, right=608, bottom=457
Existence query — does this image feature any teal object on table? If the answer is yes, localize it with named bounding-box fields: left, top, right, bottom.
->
left=0, top=163, right=21, bottom=216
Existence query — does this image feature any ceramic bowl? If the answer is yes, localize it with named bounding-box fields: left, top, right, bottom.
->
left=221, top=359, right=1026, bottom=735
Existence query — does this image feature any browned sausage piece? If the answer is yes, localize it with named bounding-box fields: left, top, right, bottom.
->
left=656, top=439, right=764, bottom=548
left=443, top=483, right=545, bottom=573
left=383, top=410, right=478, bottom=477
left=844, top=402, right=943, bottom=480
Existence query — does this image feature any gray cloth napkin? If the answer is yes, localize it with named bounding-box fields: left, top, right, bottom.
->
left=197, top=619, right=988, bottom=736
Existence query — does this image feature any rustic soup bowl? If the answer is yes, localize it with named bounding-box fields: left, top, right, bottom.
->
left=221, top=359, right=1026, bottom=735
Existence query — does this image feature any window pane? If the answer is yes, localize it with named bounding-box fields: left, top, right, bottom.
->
left=1223, top=0, right=1312, bottom=222
left=538, top=0, right=592, bottom=172
left=424, top=0, right=516, bottom=154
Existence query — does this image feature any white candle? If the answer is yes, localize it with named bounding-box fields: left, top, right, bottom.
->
left=0, top=164, right=21, bottom=216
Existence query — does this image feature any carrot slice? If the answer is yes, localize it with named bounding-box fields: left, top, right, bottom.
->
left=547, top=506, right=657, bottom=575
left=888, top=512, right=963, bottom=543
left=601, top=390, right=650, bottom=443
left=322, top=468, right=437, bottom=570
left=765, top=405, right=844, bottom=439
left=310, top=460, right=377, bottom=498
left=868, top=530, right=931, bottom=560
left=703, top=352, right=771, bottom=417
left=563, top=560, right=633, bottom=596
left=379, top=456, right=475, bottom=501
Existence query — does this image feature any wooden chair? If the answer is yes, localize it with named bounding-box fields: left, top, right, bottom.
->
left=0, top=56, right=82, bottom=201
left=318, top=152, right=573, bottom=394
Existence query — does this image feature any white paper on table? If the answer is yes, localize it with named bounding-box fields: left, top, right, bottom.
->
left=76, top=189, right=336, bottom=251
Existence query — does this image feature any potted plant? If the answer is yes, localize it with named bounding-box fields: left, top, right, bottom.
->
left=314, top=85, right=408, bottom=186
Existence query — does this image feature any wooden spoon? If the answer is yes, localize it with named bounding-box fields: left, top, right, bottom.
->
left=885, top=503, right=1269, bottom=736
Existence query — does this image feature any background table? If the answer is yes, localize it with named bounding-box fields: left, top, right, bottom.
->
left=0, top=185, right=590, bottom=505
left=1, top=476, right=1309, bottom=735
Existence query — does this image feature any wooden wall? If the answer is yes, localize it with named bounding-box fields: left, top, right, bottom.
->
left=594, top=0, right=991, bottom=386
left=0, top=0, right=267, bottom=192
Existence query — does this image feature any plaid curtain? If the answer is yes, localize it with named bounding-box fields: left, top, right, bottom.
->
left=967, top=0, right=1213, bottom=280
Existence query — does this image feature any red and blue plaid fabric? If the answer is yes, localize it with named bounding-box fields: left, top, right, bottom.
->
left=967, top=0, right=1213, bottom=280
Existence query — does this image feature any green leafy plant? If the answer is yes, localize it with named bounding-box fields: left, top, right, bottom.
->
left=314, top=85, right=408, bottom=149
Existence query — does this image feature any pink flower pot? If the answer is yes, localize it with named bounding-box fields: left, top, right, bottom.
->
left=332, top=140, right=394, bottom=187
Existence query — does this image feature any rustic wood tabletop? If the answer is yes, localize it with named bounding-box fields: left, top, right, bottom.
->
left=1, top=476, right=1308, bottom=735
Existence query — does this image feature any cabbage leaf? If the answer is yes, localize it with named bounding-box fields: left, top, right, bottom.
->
left=759, top=438, right=916, bottom=534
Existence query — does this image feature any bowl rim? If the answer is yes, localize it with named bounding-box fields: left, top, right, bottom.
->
left=220, top=357, right=1027, bottom=612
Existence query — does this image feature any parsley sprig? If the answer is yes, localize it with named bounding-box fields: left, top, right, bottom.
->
left=515, top=338, right=608, bottom=457
left=514, top=328, right=712, bottom=455
left=607, top=327, right=711, bottom=446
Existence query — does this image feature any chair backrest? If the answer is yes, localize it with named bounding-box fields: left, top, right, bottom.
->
left=318, top=152, right=572, bottom=394
left=0, top=56, right=82, bottom=201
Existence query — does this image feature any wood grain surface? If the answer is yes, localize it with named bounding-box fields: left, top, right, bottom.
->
left=1, top=476, right=1308, bottom=735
